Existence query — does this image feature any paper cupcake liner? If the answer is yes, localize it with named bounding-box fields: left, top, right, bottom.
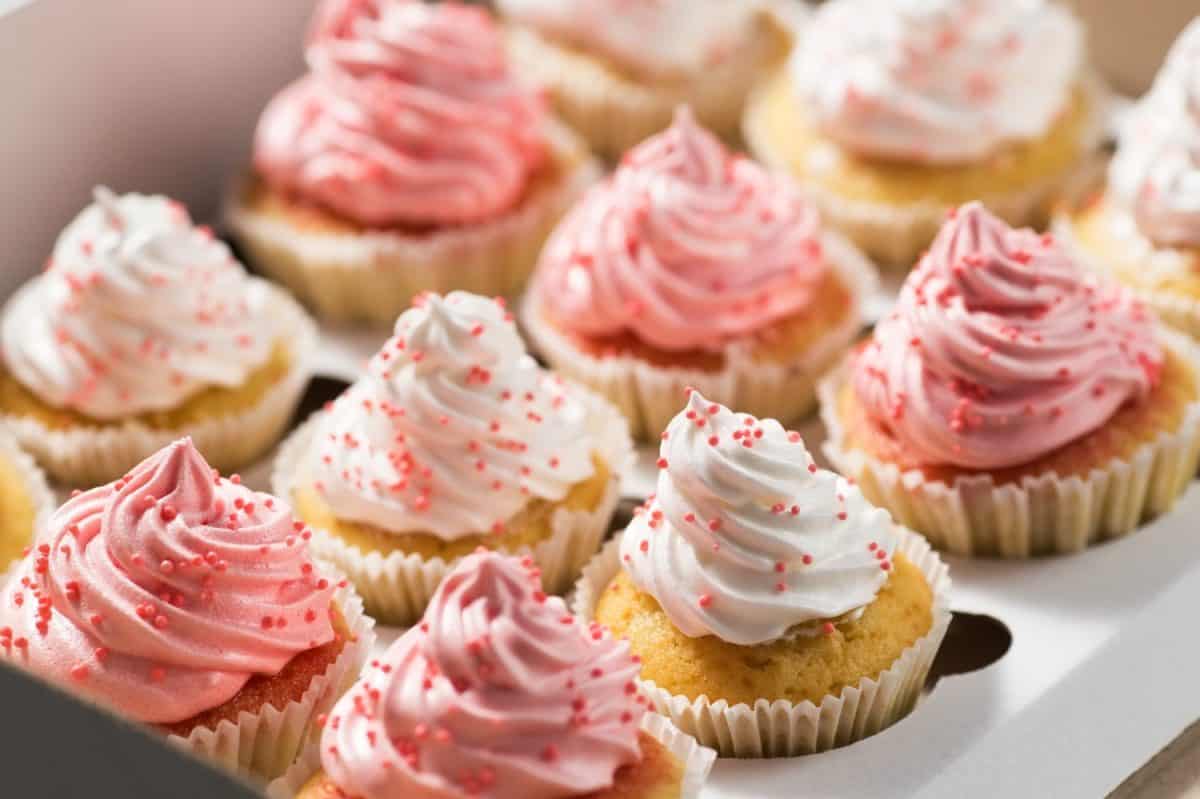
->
left=817, top=332, right=1200, bottom=557
left=520, top=231, right=877, bottom=440
left=743, top=72, right=1112, bottom=270
left=573, top=528, right=952, bottom=758
left=503, top=4, right=795, bottom=160
left=1, top=281, right=316, bottom=487
left=267, top=707, right=715, bottom=799
left=173, top=582, right=375, bottom=783
left=0, top=430, right=55, bottom=585
left=272, top=389, right=634, bottom=627
left=225, top=124, right=600, bottom=327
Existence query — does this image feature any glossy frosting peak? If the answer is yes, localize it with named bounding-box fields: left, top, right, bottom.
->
left=255, top=0, right=547, bottom=227
left=310, top=291, right=596, bottom=539
left=534, top=107, right=829, bottom=352
left=854, top=202, right=1163, bottom=470
left=0, top=439, right=337, bottom=723
left=1109, top=19, right=1200, bottom=248
left=321, top=550, right=643, bottom=799
left=793, top=0, right=1082, bottom=163
left=2, top=188, right=277, bottom=420
left=620, top=392, right=897, bottom=646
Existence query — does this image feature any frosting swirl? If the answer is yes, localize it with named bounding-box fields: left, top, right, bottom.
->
left=255, top=0, right=548, bottom=228
left=310, top=291, right=596, bottom=539
left=792, top=0, right=1083, bottom=163
left=0, top=438, right=337, bottom=724
left=854, top=202, right=1163, bottom=471
left=1109, top=19, right=1200, bottom=248
left=1, top=188, right=278, bottom=420
left=321, top=550, right=643, bottom=799
left=534, top=107, right=829, bottom=352
left=497, top=0, right=764, bottom=77
left=620, top=392, right=897, bottom=646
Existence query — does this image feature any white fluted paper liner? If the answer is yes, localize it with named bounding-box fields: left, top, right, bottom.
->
left=267, top=707, right=715, bottom=799
left=817, top=332, right=1200, bottom=557
left=0, top=430, right=55, bottom=583
left=174, top=582, right=375, bottom=783
left=520, top=231, right=877, bottom=441
left=273, top=388, right=634, bottom=626
left=743, top=72, right=1111, bottom=270
left=0, top=280, right=317, bottom=487
left=225, top=123, right=600, bottom=327
left=504, top=7, right=795, bottom=160
left=573, top=529, right=951, bottom=758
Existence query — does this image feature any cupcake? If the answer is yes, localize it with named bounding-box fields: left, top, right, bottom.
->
left=521, top=107, right=876, bottom=441
left=743, top=0, right=1106, bottom=268
left=268, top=550, right=715, bottom=799
left=0, top=187, right=316, bottom=486
left=496, top=0, right=795, bottom=161
left=820, top=202, right=1200, bottom=557
left=1059, top=19, right=1200, bottom=340
left=574, top=392, right=951, bottom=758
left=0, top=438, right=372, bottom=780
left=0, top=429, right=53, bottom=574
left=227, top=0, right=599, bottom=326
left=273, top=290, right=632, bottom=626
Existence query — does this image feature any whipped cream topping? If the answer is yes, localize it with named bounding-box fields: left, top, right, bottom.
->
left=0, top=439, right=337, bottom=724
left=620, top=392, right=896, bottom=646
left=309, top=291, right=596, bottom=539
left=255, top=0, right=547, bottom=228
left=497, top=0, right=763, bottom=77
left=1109, top=19, right=1200, bottom=248
left=1, top=189, right=278, bottom=421
left=854, top=203, right=1163, bottom=471
left=792, top=0, right=1083, bottom=163
left=321, top=550, right=643, bottom=799
left=534, top=107, right=830, bottom=353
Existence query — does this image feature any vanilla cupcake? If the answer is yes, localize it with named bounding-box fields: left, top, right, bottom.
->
left=1060, top=20, right=1200, bottom=339
left=269, top=551, right=715, bottom=799
left=521, top=107, right=876, bottom=440
left=0, top=188, right=315, bottom=486
left=274, top=291, right=632, bottom=625
left=496, top=0, right=795, bottom=160
left=574, top=392, right=951, bottom=757
left=820, top=202, right=1200, bottom=556
left=0, top=439, right=372, bottom=780
left=227, top=0, right=599, bottom=326
left=0, top=429, right=53, bottom=573
left=744, top=0, right=1106, bottom=268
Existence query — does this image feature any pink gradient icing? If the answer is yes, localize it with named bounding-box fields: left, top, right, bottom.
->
left=853, top=202, right=1164, bottom=470
left=321, top=551, right=644, bottom=799
left=0, top=439, right=337, bottom=724
left=254, top=0, right=548, bottom=228
left=533, top=106, right=829, bottom=352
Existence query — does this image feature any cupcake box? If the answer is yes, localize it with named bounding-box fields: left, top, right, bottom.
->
left=4, top=1, right=1200, bottom=797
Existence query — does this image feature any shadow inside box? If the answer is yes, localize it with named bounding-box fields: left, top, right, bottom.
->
left=925, top=611, right=1012, bottom=692
left=289, top=375, right=352, bottom=427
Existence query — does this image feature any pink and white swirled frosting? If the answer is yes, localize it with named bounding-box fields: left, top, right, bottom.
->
left=254, top=0, right=548, bottom=228
left=533, top=106, right=830, bottom=352
left=497, top=0, right=764, bottom=77
left=1, top=188, right=278, bottom=420
left=620, top=392, right=897, bottom=646
left=0, top=438, right=337, bottom=724
left=320, top=550, right=643, bottom=799
left=1109, top=19, right=1200, bottom=248
left=853, top=203, right=1163, bottom=471
left=792, top=0, right=1083, bottom=163
left=309, top=291, right=596, bottom=539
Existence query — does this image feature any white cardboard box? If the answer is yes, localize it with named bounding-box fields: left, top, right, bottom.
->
left=2, top=1, right=1198, bottom=797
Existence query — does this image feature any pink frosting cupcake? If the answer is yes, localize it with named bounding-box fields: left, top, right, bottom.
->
left=267, top=551, right=715, bottom=799
left=0, top=438, right=372, bottom=779
left=226, top=0, right=600, bottom=326
left=820, top=202, right=1200, bottom=556
left=521, top=106, right=877, bottom=439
